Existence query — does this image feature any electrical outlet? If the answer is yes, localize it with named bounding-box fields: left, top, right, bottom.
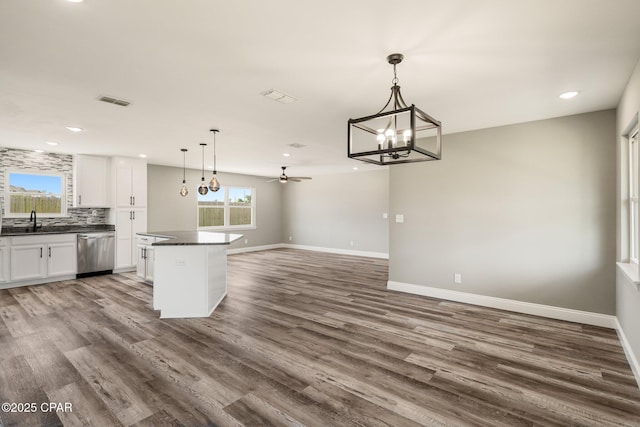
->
left=288, top=236, right=292, bottom=241
left=395, top=214, right=404, bottom=223
left=383, top=212, right=388, bottom=219
left=244, top=239, right=248, bottom=244
left=349, top=241, right=354, bottom=247
left=454, top=273, right=462, bottom=284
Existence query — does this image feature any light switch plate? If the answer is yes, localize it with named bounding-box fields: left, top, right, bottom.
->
left=395, top=214, right=404, bottom=223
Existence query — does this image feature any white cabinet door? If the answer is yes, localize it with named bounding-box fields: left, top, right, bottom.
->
left=116, top=208, right=147, bottom=269
left=113, top=157, right=147, bottom=208
left=10, top=244, right=46, bottom=281
left=115, top=209, right=133, bottom=269
left=74, top=155, right=109, bottom=207
left=0, top=244, right=9, bottom=283
left=136, top=244, right=146, bottom=279
left=115, top=165, right=134, bottom=207
left=131, top=165, right=147, bottom=207
left=146, top=246, right=155, bottom=282
left=47, top=242, right=77, bottom=277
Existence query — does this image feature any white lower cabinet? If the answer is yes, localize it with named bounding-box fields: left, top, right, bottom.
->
left=115, top=208, right=147, bottom=270
left=10, top=234, right=77, bottom=282
left=0, top=238, right=10, bottom=283
left=136, top=235, right=167, bottom=283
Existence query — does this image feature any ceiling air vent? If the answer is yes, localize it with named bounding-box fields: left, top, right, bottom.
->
left=260, top=88, right=296, bottom=104
left=98, top=95, right=131, bottom=107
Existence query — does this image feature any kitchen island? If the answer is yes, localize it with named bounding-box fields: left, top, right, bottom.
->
left=138, top=231, right=242, bottom=319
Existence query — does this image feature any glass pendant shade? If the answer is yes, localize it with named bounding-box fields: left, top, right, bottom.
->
left=347, top=53, right=442, bottom=165
left=209, top=174, right=220, bottom=192
left=179, top=181, right=189, bottom=197
left=179, top=148, right=189, bottom=197
left=208, top=129, right=221, bottom=192
left=197, top=143, right=208, bottom=195
left=198, top=179, right=208, bottom=195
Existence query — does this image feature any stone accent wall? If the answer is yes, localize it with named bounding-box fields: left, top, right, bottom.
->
left=0, top=147, right=109, bottom=227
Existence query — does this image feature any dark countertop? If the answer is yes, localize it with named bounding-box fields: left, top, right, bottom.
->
left=1, top=224, right=115, bottom=236
left=138, top=230, right=243, bottom=246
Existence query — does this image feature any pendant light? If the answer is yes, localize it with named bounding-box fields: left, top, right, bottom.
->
left=179, top=148, right=189, bottom=197
left=208, top=129, right=221, bottom=192
left=198, top=143, right=208, bottom=195
left=347, top=53, right=442, bottom=165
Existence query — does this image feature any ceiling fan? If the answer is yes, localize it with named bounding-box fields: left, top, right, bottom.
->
left=266, top=166, right=312, bottom=183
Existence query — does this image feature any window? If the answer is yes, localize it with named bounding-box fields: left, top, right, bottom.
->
left=197, top=186, right=255, bottom=229
left=630, top=127, right=639, bottom=263
left=5, top=170, right=67, bottom=217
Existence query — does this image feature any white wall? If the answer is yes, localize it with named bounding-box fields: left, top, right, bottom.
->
left=389, top=110, right=616, bottom=314
left=282, top=169, right=389, bottom=256
left=616, top=58, right=640, bottom=367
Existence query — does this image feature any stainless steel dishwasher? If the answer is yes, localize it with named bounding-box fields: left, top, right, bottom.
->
left=77, top=232, right=115, bottom=277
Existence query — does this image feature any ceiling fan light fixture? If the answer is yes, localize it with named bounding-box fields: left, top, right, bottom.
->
left=347, top=53, right=442, bottom=165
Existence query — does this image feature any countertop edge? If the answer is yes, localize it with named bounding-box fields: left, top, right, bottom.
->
left=138, top=231, right=244, bottom=246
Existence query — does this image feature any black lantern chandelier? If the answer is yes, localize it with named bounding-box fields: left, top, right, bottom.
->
left=347, top=53, right=442, bottom=165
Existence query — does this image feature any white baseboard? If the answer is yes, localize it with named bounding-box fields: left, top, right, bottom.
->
left=283, top=243, right=388, bottom=259
left=387, top=281, right=617, bottom=329
left=615, top=319, right=640, bottom=387
left=226, top=242, right=388, bottom=259
left=227, top=244, right=285, bottom=255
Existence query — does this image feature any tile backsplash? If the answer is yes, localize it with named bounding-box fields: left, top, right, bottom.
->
left=0, top=147, right=109, bottom=227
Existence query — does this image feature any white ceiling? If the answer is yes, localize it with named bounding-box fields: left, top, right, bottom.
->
left=1, top=0, right=640, bottom=178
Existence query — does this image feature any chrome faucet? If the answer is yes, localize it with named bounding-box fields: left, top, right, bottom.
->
left=29, top=210, right=39, bottom=232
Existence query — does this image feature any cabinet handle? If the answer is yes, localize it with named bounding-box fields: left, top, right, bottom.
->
left=40, top=247, right=43, bottom=258
left=48, top=247, right=51, bottom=258
left=132, top=196, right=136, bottom=206
left=130, top=196, right=133, bottom=206
left=78, top=195, right=81, bottom=205
left=132, top=211, right=136, bottom=220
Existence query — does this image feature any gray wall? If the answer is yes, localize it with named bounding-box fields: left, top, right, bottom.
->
left=147, top=164, right=282, bottom=250
left=389, top=110, right=616, bottom=314
left=616, top=58, right=640, bottom=362
left=282, top=169, right=389, bottom=255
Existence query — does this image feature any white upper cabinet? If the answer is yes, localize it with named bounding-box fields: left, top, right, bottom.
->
left=112, top=157, right=147, bottom=208
left=73, top=155, right=110, bottom=207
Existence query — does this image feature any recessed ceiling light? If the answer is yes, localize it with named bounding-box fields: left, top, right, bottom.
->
left=559, top=91, right=580, bottom=100
left=283, top=153, right=291, bottom=157
left=66, top=0, right=84, bottom=3
left=34, top=149, right=44, bottom=153
left=45, top=141, right=58, bottom=146
left=139, top=154, right=147, bottom=158
left=66, top=126, right=83, bottom=132
left=353, top=166, right=359, bottom=170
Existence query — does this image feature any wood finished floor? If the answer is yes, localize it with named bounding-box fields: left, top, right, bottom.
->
left=0, top=248, right=639, bottom=427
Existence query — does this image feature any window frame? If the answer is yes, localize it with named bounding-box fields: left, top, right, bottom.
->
left=4, top=169, right=68, bottom=218
left=197, top=186, right=256, bottom=231
left=630, top=127, right=639, bottom=264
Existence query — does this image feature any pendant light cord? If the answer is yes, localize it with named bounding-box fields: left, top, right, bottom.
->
left=213, top=132, right=217, bottom=173
left=201, top=143, right=206, bottom=180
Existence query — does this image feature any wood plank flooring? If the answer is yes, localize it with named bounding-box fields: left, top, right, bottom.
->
left=0, top=248, right=639, bottom=426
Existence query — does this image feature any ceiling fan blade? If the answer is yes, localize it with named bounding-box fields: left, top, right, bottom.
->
left=265, top=178, right=279, bottom=182
left=290, top=176, right=312, bottom=180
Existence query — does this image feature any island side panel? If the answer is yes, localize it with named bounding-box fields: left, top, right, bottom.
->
left=207, top=245, right=228, bottom=316
left=154, top=245, right=209, bottom=318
